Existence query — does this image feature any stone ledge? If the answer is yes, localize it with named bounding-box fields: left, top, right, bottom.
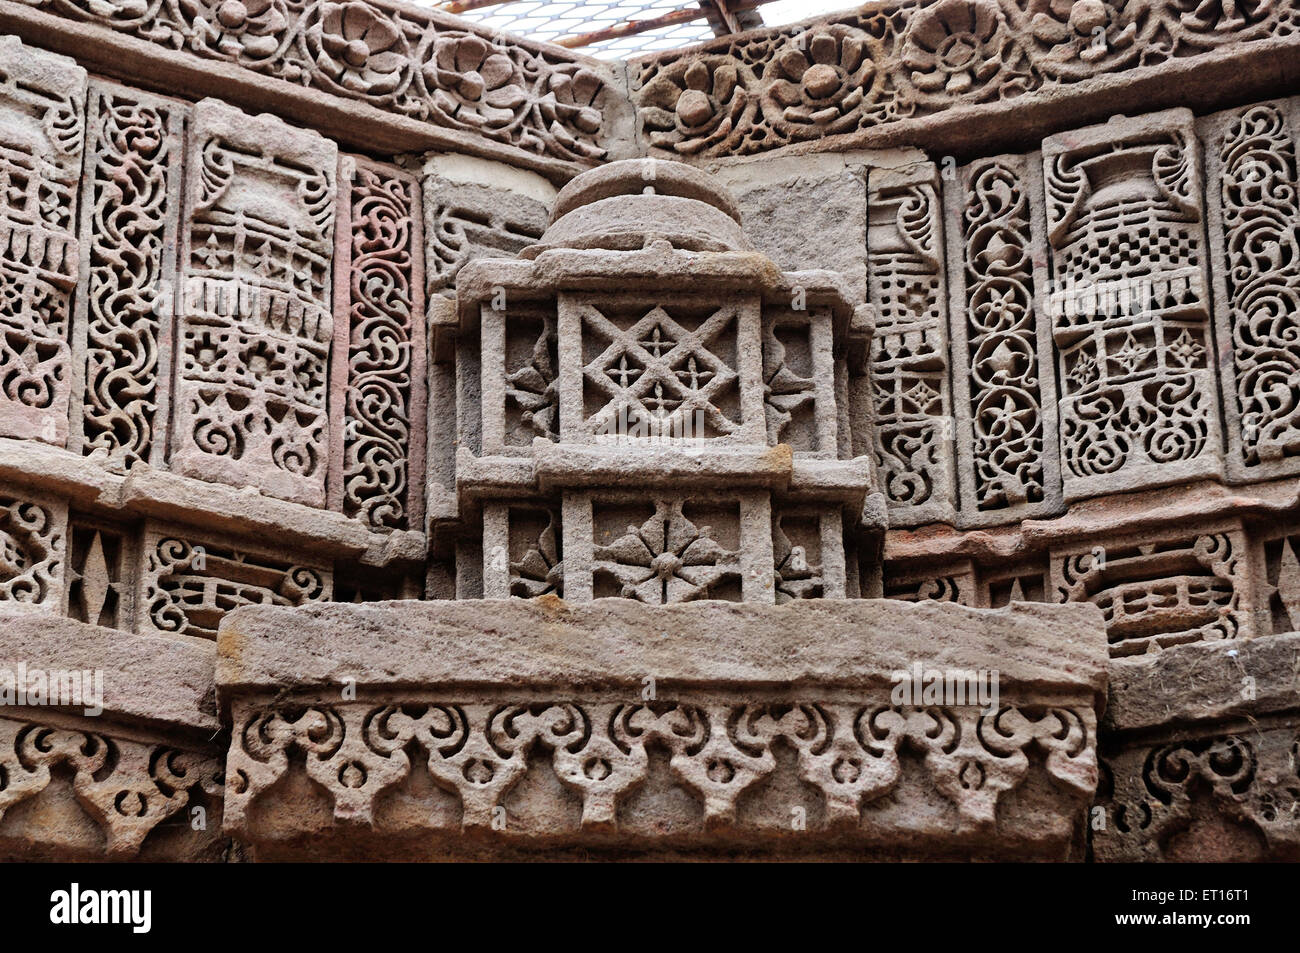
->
left=885, top=478, right=1300, bottom=563
left=216, top=597, right=1107, bottom=705
left=0, top=610, right=218, bottom=735
left=0, top=438, right=426, bottom=567
left=1104, top=632, right=1300, bottom=734
left=215, top=597, right=1108, bottom=859
left=453, top=446, right=876, bottom=508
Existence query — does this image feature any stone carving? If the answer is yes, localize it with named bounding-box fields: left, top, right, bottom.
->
left=591, top=499, right=742, bottom=605
left=885, top=561, right=976, bottom=605
left=560, top=298, right=760, bottom=444
left=1096, top=721, right=1300, bottom=861
left=423, top=182, right=550, bottom=299
left=0, top=39, right=86, bottom=446
left=1042, top=110, right=1223, bottom=500
left=634, top=0, right=1300, bottom=159
left=329, top=156, right=425, bottom=532
left=481, top=503, right=564, bottom=600
left=0, top=715, right=222, bottom=859
left=1051, top=523, right=1252, bottom=657
left=17, top=0, right=609, bottom=164
left=225, top=695, right=1097, bottom=841
left=946, top=154, right=1061, bottom=524
left=64, top=520, right=134, bottom=629
left=1261, top=527, right=1300, bottom=634
left=868, top=166, right=957, bottom=527
left=981, top=565, right=1048, bottom=608
left=170, top=99, right=336, bottom=506
left=450, top=159, right=875, bottom=602
left=138, top=525, right=331, bottom=639
left=71, top=81, right=185, bottom=469
left=0, top=488, right=66, bottom=609
left=1205, top=99, right=1300, bottom=482
left=762, top=308, right=839, bottom=455
left=772, top=509, right=847, bottom=601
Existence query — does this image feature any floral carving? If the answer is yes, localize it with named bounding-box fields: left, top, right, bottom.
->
left=21, top=0, right=608, bottom=163
left=764, top=25, right=880, bottom=135
left=536, top=64, right=607, bottom=161
left=634, top=0, right=1300, bottom=158
left=902, top=0, right=1028, bottom=101
left=180, top=0, right=291, bottom=61
left=593, top=501, right=740, bottom=605
left=423, top=34, right=528, bottom=132
left=640, top=56, right=751, bottom=155
left=1044, top=111, right=1222, bottom=497
left=952, top=157, right=1050, bottom=518
left=304, top=1, right=410, bottom=97
left=510, top=511, right=563, bottom=598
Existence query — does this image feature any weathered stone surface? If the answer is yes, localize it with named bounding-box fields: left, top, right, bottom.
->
left=0, top=611, right=223, bottom=860
left=1104, top=631, right=1300, bottom=733
left=1095, top=715, right=1300, bottom=862
left=0, top=37, right=86, bottom=447
left=330, top=154, right=426, bottom=534
left=1, top=2, right=1299, bottom=864
left=218, top=598, right=1107, bottom=696
left=69, top=79, right=185, bottom=470
left=170, top=98, right=337, bottom=507
left=709, top=155, right=868, bottom=298
left=0, top=0, right=616, bottom=174
left=633, top=0, right=1300, bottom=161
left=0, top=610, right=216, bottom=732
left=216, top=597, right=1107, bottom=860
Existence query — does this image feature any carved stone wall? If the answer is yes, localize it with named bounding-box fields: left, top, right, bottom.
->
left=0, top=0, right=1297, bottom=863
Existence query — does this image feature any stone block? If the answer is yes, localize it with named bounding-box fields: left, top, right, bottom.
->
left=0, top=38, right=86, bottom=447
left=216, top=598, right=1107, bottom=860
left=169, top=99, right=337, bottom=507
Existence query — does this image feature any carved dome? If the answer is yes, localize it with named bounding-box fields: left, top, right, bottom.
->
left=523, top=158, right=753, bottom=257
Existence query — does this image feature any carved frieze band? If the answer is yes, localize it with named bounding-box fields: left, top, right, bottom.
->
left=9, top=0, right=610, bottom=164
left=226, top=694, right=1097, bottom=843
left=0, top=714, right=222, bottom=858
left=634, top=0, right=1300, bottom=159
left=1095, top=719, right=1300, bottom=861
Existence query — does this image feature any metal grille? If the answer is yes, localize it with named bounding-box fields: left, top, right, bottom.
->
left=429, top=0, right=854, bottom=59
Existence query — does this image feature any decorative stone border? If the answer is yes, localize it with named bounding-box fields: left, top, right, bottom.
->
left=0, top=0, right=624, bottom=176
left=632, top=0, right=1300, bottom=160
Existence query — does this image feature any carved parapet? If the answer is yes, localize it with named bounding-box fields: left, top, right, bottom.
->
left=216, top=598, right=1107, bottom=860
left=1095, top=633, right=1300, bottom=861
left=0, top=611, right=224, bottom=860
